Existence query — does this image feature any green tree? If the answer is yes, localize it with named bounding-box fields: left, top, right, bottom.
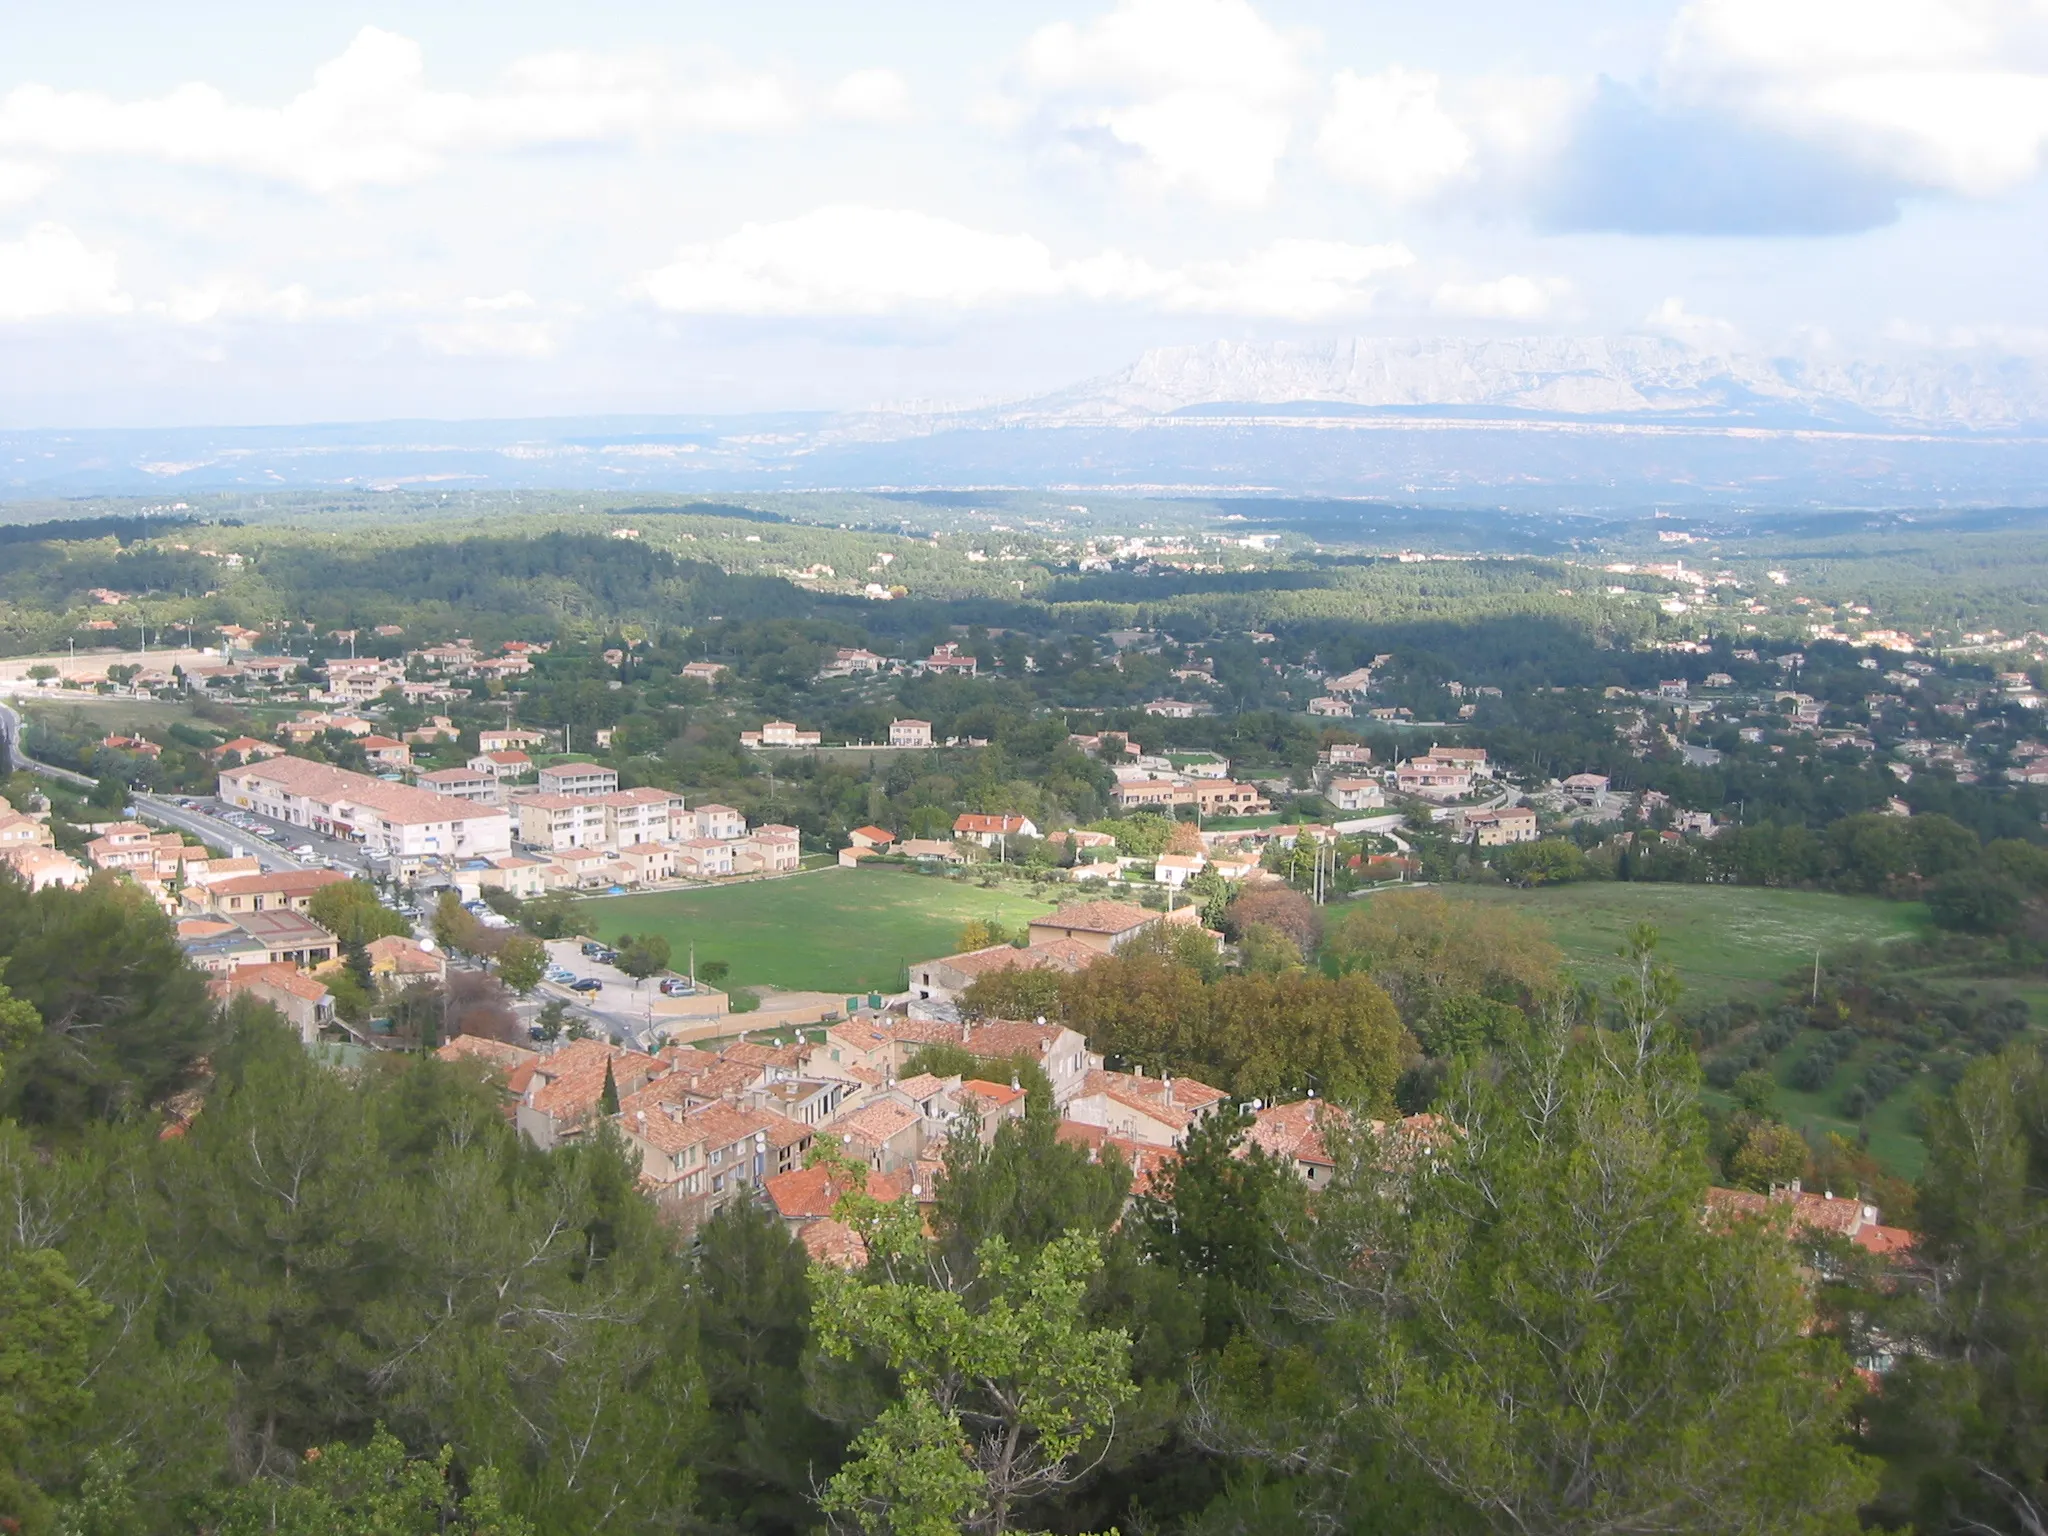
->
left=1863, top=1042, right=2048, bottom=1533
left=615, top=933, right=672, bottom=985
left=1729, top=1120, right=1810, bottom=1191
left=307, top=880, right=409, bottom=948
left=431, top=891, right=480, bottom=959
left=494, top=936, right=546, bottom=998
left=0, top=1246, right=108, bottom=1528
left=199, top=1426, right=532, bottom=1536
left=1210, top=936, right=1878, bottom=1535
left=811, top=1229, right=1137, bottom=1536
left=599, top=1059, right=621, bottom=1116
left=0, top=969, right=41, bottom=1088
left=0, top=876, right=216, bottom=1127
left=698, top=959, right=732, bottom=987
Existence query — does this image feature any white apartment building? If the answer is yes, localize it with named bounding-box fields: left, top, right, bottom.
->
left=537, top=761, right=619, bottom=796
left=736, top=825, right=801, bottom=873
left=1328, top=777, right=1385, bottom=811
left=514, top=795, right=610, bottom=852
left=890, top=718, right=933, bottom=748
left=218, top=756, right=511, bottom=868
left=416, top=766, right=498, bottom=805
left=603, top=787, right=687, bottom=848
left=691, top=803, right=746, bottom=841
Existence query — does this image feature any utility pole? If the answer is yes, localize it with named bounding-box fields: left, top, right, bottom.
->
left=1812, top=946, right=1822, bottom=1006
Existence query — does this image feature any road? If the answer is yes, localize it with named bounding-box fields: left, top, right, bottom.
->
left=0, top=698, right=310, bottom=873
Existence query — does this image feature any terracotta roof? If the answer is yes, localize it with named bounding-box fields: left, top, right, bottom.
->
left=764, top=1164, right=910, bottom=1220
left=891, top=1072, right=950, bottom=1102
left=1073, top=1068, right=1226, bottom=1132
left=799, top=1217, right=869, bottom=1268
left=825, top=1099, right=921, bottom=1149
left=851, top=825, right=895, bottom=842
left=1033, top=899, right=1158, bottom=936
left=962, top=1018, right=1064, bottom=1061
left=1705, top=1185, right=1887, bottom=1240
left=961, top=1079, right=1025, bottom=1109
left=954, top=813, right=1032, bottom=835
left=1245, top=1099, right=1343, bottom=1167
left=230, top=963, right=331, bottom=1003
left=221, top=755, right=510, bottom=828
left=204, top=869, right=351, bottom=899
left=437, top=1034, right=540, bottom=1073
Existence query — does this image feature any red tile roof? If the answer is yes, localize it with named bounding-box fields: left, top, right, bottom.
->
left=1032, top=899, right=1158, bottom=936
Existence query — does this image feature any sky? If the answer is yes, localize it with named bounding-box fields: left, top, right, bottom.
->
left=4, top=0, right=2048, bottom=427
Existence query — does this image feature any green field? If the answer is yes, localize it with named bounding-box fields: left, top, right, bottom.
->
left=1440, top=883, right=1929, bottom=1004
left=581, top=866, right=1070, bottom=994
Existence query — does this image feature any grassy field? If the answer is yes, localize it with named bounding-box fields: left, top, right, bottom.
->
left=580, top=866, right=1071, bottom=995
left=1440, top=883, right=1929, bottom=1004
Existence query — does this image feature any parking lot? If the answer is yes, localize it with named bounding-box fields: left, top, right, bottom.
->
left=184, top=795, right=375, bottom=875
left=538, top=938, right=721, bottom=1050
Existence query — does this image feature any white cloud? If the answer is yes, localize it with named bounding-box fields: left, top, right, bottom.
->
left=0, top=160, right=53, bottom=208
left=1666, top=0, right=2048, bottom=196
left=465, top=290, right=538, bottom=312
left=1318, top=68, right=1472, bottom=200
left=635, top=205, right=1410, bottom=319
left=0, top=27, right=798, bottom=193
left=1016, top=0, right=1309, bottom=204
left=420, top=317, right=556, bottom=358
left=1433, top=273, right=1568, bottom=320
left=0, top=222, right=130, bottom=321
left=829, top=69, right=911, bottom=121
left=1643, top=296, right=1743, bottom=347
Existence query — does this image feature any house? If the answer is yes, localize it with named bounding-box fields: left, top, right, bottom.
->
left=516, top=1040, right=663, bottom=1149
left=735, top=825, right=801, bottom=874
left=81, top=821, right=154, bottom=871
left=1659, top=679, right=1690, bottom=700
left=208, top=736, right=284, bottom=763
left=321, top=656, right=405, bottom=702
left=960, top=1018, right=1099, bottom=1106
left=889, top=719, right=933, bottom=748
left=182, top=910, right=337, bottom=971
left=218, top=756, right=512, bottom=871
left=1194, top=781, right=1271, bottom=817
left=1154, top=852, right=1205, bottom=887
left=221, top=963, right=335, bottom=1045
left=1307, top=696, right=1354, bottom=718
left=364, top=934, right=447, bottom=984
left=404, top=716, right=461, bottom=745
left=0, top=845, right=88, bottom=891
left=741, top=720, right=823, bottom=750
left=536, top=761, right=618, bottom=797
left=188, top=867, right=349, bottom=916
left=416, top=766, right=498, bottom=804
left=1424, top=745, right=1491, bottom=776
left=1705, top=1184, right=1913, bottom=1259
left=469, top=750, right=534, bottom=782
left=1113, top=778, right=1187, bottom=811
left=99, top=734, right=161, bottom=758
left=848, top=825, right=895, bottom=852
left=678, top=661, right=729, bottom=684
left=1326, top=667, right=1376, bottom=694
left=691, top=804, right=747, bottom=841
left=359, top=735, right=412, bottom=770
left=1027, top=899, right=1185, bottom=955
left=0, top=812, right=52, bottom=852
left=1244, top=1099, right=1341, bottom=1185
left=1703, top=672, right=1735, bottom=688
left=617, top=843, right=678, bottom=885
left=897, top=837, right=966, bottom=863
left=822, top=1098, right=928, bottom=1173
left=1063, top=1067, right=1227, bottom=1148
left=435, top=1035, right=540, bottom=1104
left=477, top=728, right=548, bottom=753
left=908, top=938, right=1097, bottom=1006
left=923, top=643, right=976, bottom=676
left=953, top=813, right=1039, bottom=847
left=821, top=647, right=885, bottom=677
left=1467, top=805, right=1539, bottom=846
left=1561, top=773, right=1612, bottom=805
left=676, top=839, right=736, bottom=879
left=1394, top=759, right=1475, bottom=801
left=1328, top=777, right=1384, bottom=811
left=1144, top=699, right=1198, bottom=718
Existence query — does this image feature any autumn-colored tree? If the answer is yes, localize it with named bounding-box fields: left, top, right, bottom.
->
left=1222, top=886, right=1319, bottom=955
left=1321, top=889, right=1560, bottom=1025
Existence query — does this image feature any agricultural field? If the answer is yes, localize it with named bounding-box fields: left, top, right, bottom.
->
left=1441, top=883, right=1929, bottom=1004
left=580, top=865, right=1069, bottom=995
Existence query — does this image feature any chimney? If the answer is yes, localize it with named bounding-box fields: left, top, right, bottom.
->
left=1133, top=1063, right=1143, bottom=1078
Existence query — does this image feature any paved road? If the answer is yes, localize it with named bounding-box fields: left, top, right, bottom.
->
left=0, top=698, right=309, bottom=873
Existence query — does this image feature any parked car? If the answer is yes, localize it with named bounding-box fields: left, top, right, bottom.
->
left=658, top=978, right=693, bottom=996
left=568, top=978, right=603, bottom=994
left=291, top=844, right=316, bottom=857
left=579, top=940, right=607, bottom=957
